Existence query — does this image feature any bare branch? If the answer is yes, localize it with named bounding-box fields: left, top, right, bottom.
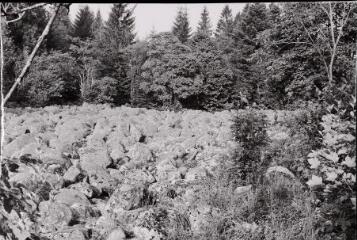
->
left=4, top=12, right=25, bottom=23
left=272, top=41, right=313, bottom=46
left=335, top=3, right=353, bottom=49
left=299, top=18, right=330, bottom=78
left=0, top=4, right=5, bottom=177
left=3, top=4, right=61, bottom=105
left=1, top=3, right=47, bottom=17
left=328, top=2, right=336, bottom=47
left=319, top=2, right=330, bottom=17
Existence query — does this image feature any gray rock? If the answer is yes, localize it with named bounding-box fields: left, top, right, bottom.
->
left=132, top=226, right=163, bottom=240
left=127, top=143, right=153, bottom=166
left=106, top=183, right=146, bottom=211
left=63, top=166, right=81, bottom=183
left=185, top=167, right=207, bottom=181
left=94, top=214, right=117, bottom=236
left=234, top=185, right=252, bottom=195
left=53, top=188, right=91, bottom=207
left=79, top=145, right=111, bottom=173
left=69, top=181, right=99, bottom=198
left=106, top=227, right=126, bottom=240
left=39, top=201, right=73, bottom=232
left=3, top=133, right=39, bottom=158
left=88, top=169, right=118, bottom=195
left=122, top=169, right=156, bottom=185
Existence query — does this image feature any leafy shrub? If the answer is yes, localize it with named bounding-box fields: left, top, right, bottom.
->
left=22, top=51, right=79, bottom=106
left=306, top=112, right=356, bottom=239
left=230, top=110, right=269, bottom=186
left=82, top=76, right=118, bottom=104
left=0, top=160, right=47, bottom=239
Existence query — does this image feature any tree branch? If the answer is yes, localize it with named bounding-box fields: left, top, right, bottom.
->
left=1, top=3, right=47, bottom=17
left=299, top=18, right=330, bottom=79
left=3, top=4, right=61, bottom=105
left=0, top=4, right=5, bottom=177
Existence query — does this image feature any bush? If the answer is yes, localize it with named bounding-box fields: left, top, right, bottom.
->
left=230, top=109, right=269, bottom=186
left=22, top=51, right=79, bottom=106
left=306, top=112, right=356, bottom=239
left=82, top=76, right=118, bottom=104
left=0, top=159, right=52, bottom=239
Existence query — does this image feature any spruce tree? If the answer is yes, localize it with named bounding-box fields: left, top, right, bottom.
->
left=99, top=4, right=136, bottom=105
left=71, top=5, right=95, bottom=40
left=230, top=3, right=270, bottom=106
left=104, top=3, right=136, bottom=49
left=92, top=10, right=104, bottom=41
left=215, top=5, right=234, bottom=38
left=172, top=7, right=191, bottom=43
left=268, top=3, right=281, bottom=25
left=196, top=6, right=212, bottom=38
left=47, top=7, right=72, bottom=51
left=239, top=3, right=269, bottom=40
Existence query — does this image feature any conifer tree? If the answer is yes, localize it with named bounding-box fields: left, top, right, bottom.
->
left=230, top=3, right=270, bottom=106
left=104, top=3, right=136, bottom=49
left=239, top=3, right=269, bottom=40
left=71, top=5, right=95, bottom=40
left=196, top=6, right=212, bottom=38
left=215, top=5, right=234, bottom=38
left=92, top=10, right=103, bottom=34
left=47, top=7, right=72, bottom=51
left=98, top=4, right=136, bottom=105
left=172, top=7, right=191, bottom=43
left=92, top=10, right=104, bottom=41
left=268, top=3, right=281, bottom=25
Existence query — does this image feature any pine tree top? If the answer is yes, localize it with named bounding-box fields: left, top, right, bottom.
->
left=196, top=6, right=212, bottom=38
left=172, top=7, right=191, bottom=43
left=71, top=5, right=95, bottom=40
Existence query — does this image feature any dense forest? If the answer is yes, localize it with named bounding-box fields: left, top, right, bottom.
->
left=2, top=2, right=356, bottom=111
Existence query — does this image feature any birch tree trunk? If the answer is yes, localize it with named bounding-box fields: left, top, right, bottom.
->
left=2, top=4, right=60, bottom=105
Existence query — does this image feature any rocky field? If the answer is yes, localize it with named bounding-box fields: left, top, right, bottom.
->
left=2, top=104, right=302, bottom=240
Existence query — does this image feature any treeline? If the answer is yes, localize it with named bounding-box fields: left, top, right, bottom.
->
left=2, top=3, right=356, bottom=110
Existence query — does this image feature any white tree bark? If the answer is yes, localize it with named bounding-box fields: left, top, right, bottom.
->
left=3, top=4, right=61, bottom=105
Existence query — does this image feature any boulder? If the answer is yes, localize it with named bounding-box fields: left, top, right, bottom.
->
left=234, top=185, right=252, bottom=195
left=9, top=165, right=41, bottom=191
left=132, top=226, right=163, bottom=240
left=54, top=119, right=92, bottom=154
left=53, top=188, right=91, bottom=207
left=128, top=143, right=153, bottom=166
left=63, top=165, right=81, bottom=183
left=106, top=183, right=146, bottom=211
left=129, top=123, right=143, bottom=142
left=94, top=214, right=117, bottom=236
left=79, top=145, right=111, bottom=173
left=185, top=167, right=207, bottom=181
left=122, top=169, right=156, bottom=185
left=23, top=118, right=49, bottom=134
left=88, top=169, right=118, bottom=195
left=69, top=181, right=99, bottom=198
left=265, top=166, right=295, bottom=179
left=87, top=117, right=112, bottom=146
left=3, top=133, right=39, bottom=158
left=39, top=147, right=68, bottom=166
left=155, top=159, right=181, bottom=182
left=38, top=201, right=73, bottom=232
left=106, top=227, right=126, bottom=240
left=51, top=227, right=88, bottom=240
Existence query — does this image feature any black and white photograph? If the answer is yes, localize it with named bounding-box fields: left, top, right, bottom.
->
left=0, top=2, right=356, bottom=240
